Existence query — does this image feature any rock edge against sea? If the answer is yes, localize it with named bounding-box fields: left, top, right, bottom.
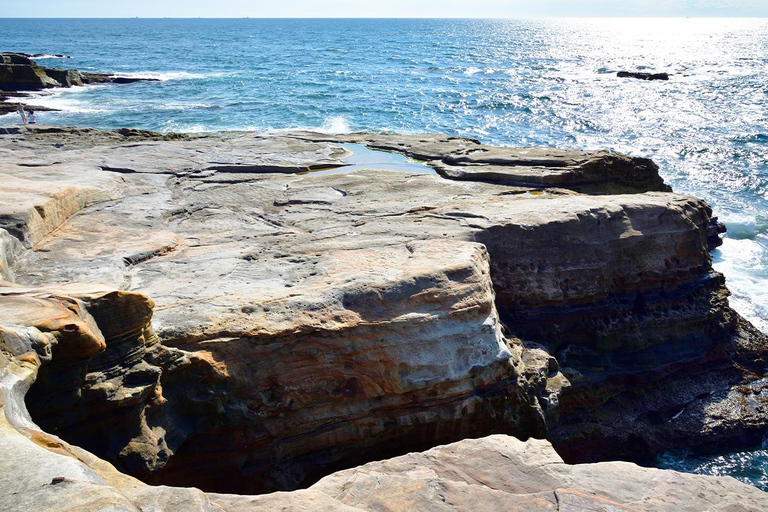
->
left=0, top=125, right=767, bottom=510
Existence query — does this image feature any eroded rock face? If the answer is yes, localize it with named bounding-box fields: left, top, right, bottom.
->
left=0, top=126, right=766, bottom=498
left=2, top=250, right=553, bottom=495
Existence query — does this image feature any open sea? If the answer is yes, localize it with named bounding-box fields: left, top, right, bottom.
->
left=1, top=17, right=767, bottom=489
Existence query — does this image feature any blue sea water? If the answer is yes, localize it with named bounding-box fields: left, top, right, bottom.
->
left=1, top=17, right=768, bottom=488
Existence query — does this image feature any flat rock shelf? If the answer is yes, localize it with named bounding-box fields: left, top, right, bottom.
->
left=0, top=125, right=766, bottom=510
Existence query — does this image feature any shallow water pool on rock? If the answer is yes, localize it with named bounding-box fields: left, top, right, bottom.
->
left=304, top=143, right=436, bottom=176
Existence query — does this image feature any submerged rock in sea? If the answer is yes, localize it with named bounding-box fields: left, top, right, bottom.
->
left=617, top=71, right=671, bottom=81
left=0, top=125, right=766, bottom=507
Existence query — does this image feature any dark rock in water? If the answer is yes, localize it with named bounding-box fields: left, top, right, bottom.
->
left=0, top=102, right=59, bottom=115
left=707, top=216, right=727, bottom=251
left=43, top=67, right=84, bottom=87
left=617, top=71, right=671, bottom=81
left=79, top=71, right=159, bottom=85
left=10, top=52, right=72, bottom=59
left=0, top=52, right=160, bottom=91
left=0, top=52, right=159, bottom=117
left=104, top=75, right=160, bottom=84
left=0, top=52, right=59, bottom=90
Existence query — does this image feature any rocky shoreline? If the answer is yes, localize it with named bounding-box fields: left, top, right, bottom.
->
left=0, top=53, right=157, bottom=115
left=1, top=125, right=767, bottom=510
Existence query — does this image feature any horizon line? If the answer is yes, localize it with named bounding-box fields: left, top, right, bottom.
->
left=1, top=15, right=767, bottom=19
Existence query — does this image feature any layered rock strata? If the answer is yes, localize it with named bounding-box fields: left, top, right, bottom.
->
left=0, top=126, right=766, bottom=501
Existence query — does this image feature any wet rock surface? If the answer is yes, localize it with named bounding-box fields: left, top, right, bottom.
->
left=0, top=125, right=766, bottom=508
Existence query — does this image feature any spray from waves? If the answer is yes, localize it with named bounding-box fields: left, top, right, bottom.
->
left=161, top=121, right=211, bottom=133
left=713, top=210, right=768, bottom=333
left=317, top=116, right=352, bottom=134
left=260, top=115, right=353, bottom=136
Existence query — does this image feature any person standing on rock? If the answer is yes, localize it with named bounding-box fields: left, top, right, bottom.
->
left=27, top=110, right=37, bottom=124
left=16, top=104, right=27, bottom=124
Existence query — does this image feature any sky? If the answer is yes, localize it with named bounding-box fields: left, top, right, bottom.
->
left=1, top=0, right=766, bottom=18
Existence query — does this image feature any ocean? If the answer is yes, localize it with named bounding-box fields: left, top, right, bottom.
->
left=1, top=17, right=767, bottom=488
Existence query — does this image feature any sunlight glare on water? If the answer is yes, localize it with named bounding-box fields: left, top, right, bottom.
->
left=2, top=15, right=767, bottom=371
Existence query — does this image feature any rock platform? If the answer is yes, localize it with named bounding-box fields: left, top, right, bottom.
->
left=0, top=125, right=766, bottom=509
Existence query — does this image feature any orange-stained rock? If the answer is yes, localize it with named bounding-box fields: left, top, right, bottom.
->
left=0, top=284, right=105, bottom=361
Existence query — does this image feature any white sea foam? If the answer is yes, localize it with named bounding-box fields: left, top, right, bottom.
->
left=161, top=121, right=213, bottom=133
left=20, top=89, right=110, bottom=114
left=260, top=116, right=353, bottom=136
left=713, top=237, right=768, bottom=333
left=113, top=71, right=232, bottom=81
left=718, top=211, right=766, bottom=240
left=30, top=54, right=71, bottom=59
left=149, top=102, right=218, bottom=111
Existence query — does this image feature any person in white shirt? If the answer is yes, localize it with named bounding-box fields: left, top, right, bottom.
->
left=27, top=110, right=37, bottom=124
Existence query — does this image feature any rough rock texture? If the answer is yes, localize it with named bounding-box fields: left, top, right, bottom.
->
left=0, top=125, right=766, bottom=503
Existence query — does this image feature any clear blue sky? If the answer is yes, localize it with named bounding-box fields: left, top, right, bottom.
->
left=1, top=0, right=766, bottom=18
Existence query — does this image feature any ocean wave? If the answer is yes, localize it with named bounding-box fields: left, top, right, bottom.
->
left=733, top=133, right=768, bottom=144
left=717, top=211, right=768, bottom=240
left=713, top=237, right=768, bottom=332
left=18, top=89, right=110, bottom=114
left=261, top=116, right=353, bottom=136
left=110, top=71, right=234, bottom=82
left=30, top=53, right=72, bottom=59
left=160, top=121, right=215, bottom=133
left=149, top=102, right=220, bottom=111
left=157, top=116, right=355, bottom=136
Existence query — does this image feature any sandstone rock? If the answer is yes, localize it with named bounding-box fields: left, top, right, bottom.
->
left=300, top=435, right=768, bottom=511
left=0, top=229, right=22, bottom=281
left=0, top=126, right=765, bottom=501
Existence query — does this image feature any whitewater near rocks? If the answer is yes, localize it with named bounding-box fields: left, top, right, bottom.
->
left=0, top=125, right=767, bottom=510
